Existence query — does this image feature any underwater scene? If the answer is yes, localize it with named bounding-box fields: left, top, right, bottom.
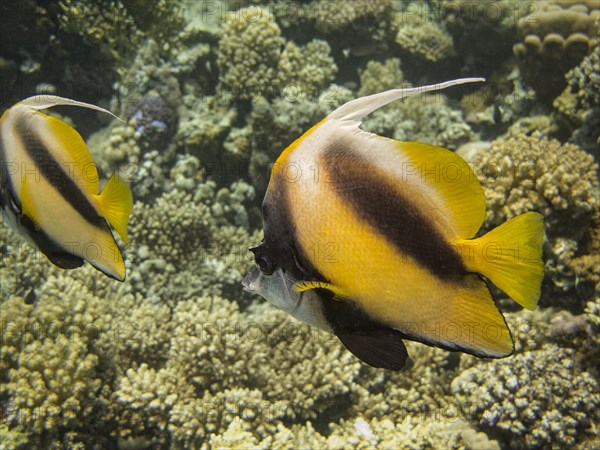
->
left=0, top=0, right=599, bottom=449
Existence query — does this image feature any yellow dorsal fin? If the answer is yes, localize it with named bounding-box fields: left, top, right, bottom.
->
left=293, top=280, right=351, bottom=301
left=456, top=212, right=544, bottom=310
left=43, top=112, right=99, bottom=194
left=396, top=141, right=486, bottom=238
left=96, top=175, right=133, bottom=244
left=20, top=177, right=40, bottom=230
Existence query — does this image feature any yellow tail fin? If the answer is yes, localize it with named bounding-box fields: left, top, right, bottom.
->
left=456, top=212, right=544, bottom=310
left=96, top=175, right=133, bottom=244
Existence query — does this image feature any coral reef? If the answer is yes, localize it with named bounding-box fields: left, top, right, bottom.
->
left=128, top=93, right=177, bottom=148
left=126, top=186, right=259, bottom=304
left=473, top=135, right=599, bottom=238
left=562, top=43, right=600, bottom=153
left=513, top=0, right=599, bottom=103
left=217, top=6, right=284, bottom=100
left=362, top=94, right=476, bottom=149
left=358, top=58, right=408, bottom=96
left=1, top=1, right=599, bottom=448
left=236, top=84, right=354, bottom=193
left=58, top=0, right=185, bottom=61
left=58, top=0, right=143, bottom=61
left=277, top=39, right=337, bottom=97
left=312, top=0, right=392, bottom=40
left=434, top=0, right=527, bottom=73
left=565, top=43, right=600, bottom=112
left=217, top=6, right=338, bottom=101
left=393, top=11, right=454, bottom=62
left=451, top=344, right=599, bottom=448
left=472, top=135, right=600, bottom=308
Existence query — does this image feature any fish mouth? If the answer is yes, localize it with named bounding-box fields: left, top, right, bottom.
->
left=241, top=267, right=259, bottom=292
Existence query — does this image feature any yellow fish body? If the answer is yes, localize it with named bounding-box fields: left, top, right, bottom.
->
left=0, top=96, right=132, bottom=281
left=243, top=78, right=544, bottom=370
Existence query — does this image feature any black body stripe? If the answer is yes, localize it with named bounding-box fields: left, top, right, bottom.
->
left=259, top=171, right=324, bottom=282
left=262, top=167, right=407, bottom=338
left=14, top=115, right=105, bottom=229
left=19, top=213, right=84, bottom=269
left=322, top=143, right=466, bottom=280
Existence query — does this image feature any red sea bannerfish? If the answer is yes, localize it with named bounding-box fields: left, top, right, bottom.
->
left=0, top=96, right=132, bottom=281
left=243, top=78, right=544, bottom=371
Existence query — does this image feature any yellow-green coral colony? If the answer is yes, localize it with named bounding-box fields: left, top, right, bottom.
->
left=243, top=79, right=544, bottom=370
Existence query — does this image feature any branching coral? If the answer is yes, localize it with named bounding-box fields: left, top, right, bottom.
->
left=1, top=275, right=126, bottom=447
left=110, top=297, right=363, bottom=447
left=176, top=95, right=238, bottom=169
left=473, top=135, right=599, bottom=237
left=566, top=43, right=600, bottom=111
left=277, top=39, right=337, bottom=97
left=451, top=344, right=599, bottom=448
left=58, top=0, right=185, bottom=61
left=362, top=94, right=475, bottom=149
left=472, top=135, right=599, bottom=306
left=312, top=0, right=392, bottom=38
left=217, top=6, right=338, bottom=101
left=58, top=0, right=143, bottom=61
left=217, top=6, right=284, bottom=100
left=394, top=13, right=454, bottom=62
left=358, top=58, right=408, bottom=97
left=126, top=187, right=258, bottom=304
left=563, top=44, right=600, bottom=153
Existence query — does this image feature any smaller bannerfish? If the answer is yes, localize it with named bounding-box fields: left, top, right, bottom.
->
left=243, top=78, right=544, bottom=371
left=0, top=96, right=133, bottom=281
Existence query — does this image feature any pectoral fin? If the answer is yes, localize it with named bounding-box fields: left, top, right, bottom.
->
left=293, top=280, right=351, bottom=301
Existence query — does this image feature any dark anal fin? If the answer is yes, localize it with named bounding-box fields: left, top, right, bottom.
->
left=46, top=252, right=85, bottom=269
left=337, top=329, right=411, bottom=371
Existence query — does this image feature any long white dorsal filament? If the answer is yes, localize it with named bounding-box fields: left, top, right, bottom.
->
left=19, top=95, right=124, bottom=122
left=328, top=77, right=485, bottom=124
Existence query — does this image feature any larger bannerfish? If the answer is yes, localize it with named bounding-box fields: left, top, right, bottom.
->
left=0, top=96, right=133, bottom=281
left=243, top=78, right=544, bottom=371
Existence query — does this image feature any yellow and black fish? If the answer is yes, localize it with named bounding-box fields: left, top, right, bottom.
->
left=0, top=96, right=132, bottom=281
left=243, top=78, right=544, bottom=370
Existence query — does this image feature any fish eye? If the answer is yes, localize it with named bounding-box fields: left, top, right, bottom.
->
left=255, top=255, right=274, bottom=275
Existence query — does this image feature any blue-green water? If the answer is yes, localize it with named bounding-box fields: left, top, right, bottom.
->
left=1, top=1, right=598, bottom=449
